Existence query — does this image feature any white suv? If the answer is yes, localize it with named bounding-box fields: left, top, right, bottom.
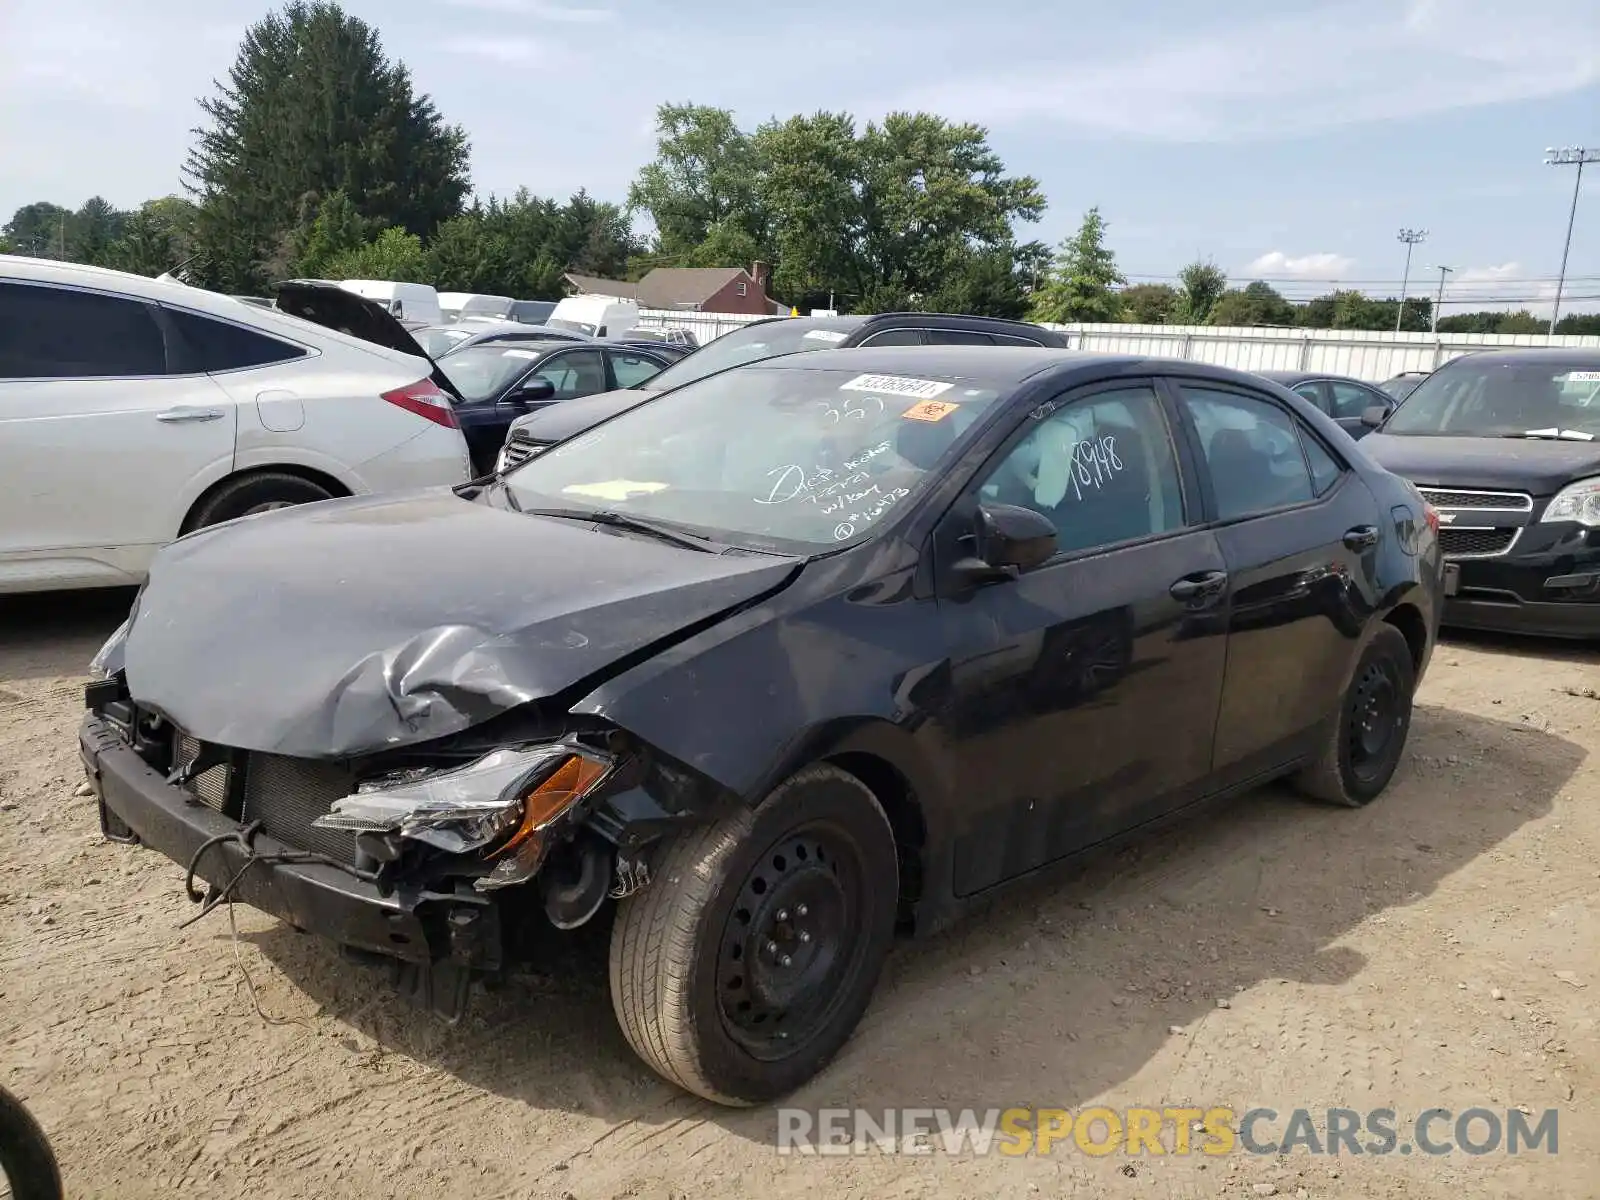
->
left=0, top=257, right=473, bottom=593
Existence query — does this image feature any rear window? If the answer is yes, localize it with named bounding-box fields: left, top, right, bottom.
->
left=164, top=308, right=307, bottom=373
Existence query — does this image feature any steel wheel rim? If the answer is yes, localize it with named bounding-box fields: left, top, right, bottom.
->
left=717, top=822, right=867, bottom=1062
left=1347, top=658, right=1403, bottom=781
left=242, top=500, right=296, bottom=515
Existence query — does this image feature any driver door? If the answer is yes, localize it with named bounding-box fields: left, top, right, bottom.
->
left=930, top=382, right=1231, bottom=896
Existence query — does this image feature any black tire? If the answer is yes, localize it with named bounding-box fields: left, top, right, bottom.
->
left=1294, top=624, right=1416, bottom=807
left=185, top=472, right=334, bottom=532
left=608, top=764, right=898, bottom=1105
left=0, top=1086, right=63, bottom=1200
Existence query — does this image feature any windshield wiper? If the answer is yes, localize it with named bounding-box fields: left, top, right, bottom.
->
left=1502, top=429, right=1596, bottom=441
left=520, top=507, right=720, bottom=552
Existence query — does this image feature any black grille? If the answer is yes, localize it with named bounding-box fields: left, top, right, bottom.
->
left=240, top=754, right=358, bottom=865
left=1440, top=527, right=1518, bottom=558
left=174, top=734, right=230, bottom=812
left=1419, top=488, right=1531, bottom=511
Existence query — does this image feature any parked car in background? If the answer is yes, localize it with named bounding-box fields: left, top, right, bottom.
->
left=547, top=296, right=640, bottom=337
left=337, top=279, right=443, bottom=325
left=617, top=326, right=700, bottom=350
left=1255, top=370, right=1397, bottom=440
left=495, top=311, right=1071, bottom=470
left=611, top=337, right=693, bottom=362
left=415, top=318, right=592, bottom=359
left=1360, top=349, right=1600, bottom=638
left=0, top=258, right=472, bottom=593
left=438, top=292, right=515, bottom=323
left=83, top=346, right=1439, bottom=1106
left=1382, top=370, right=1432, bottom=401
left=507, top=299, right=557, bottom=325
left=435, top=336, right=673, bottom=474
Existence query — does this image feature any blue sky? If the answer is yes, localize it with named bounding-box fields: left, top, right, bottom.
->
left=2, top=0, right=1597, bottom=312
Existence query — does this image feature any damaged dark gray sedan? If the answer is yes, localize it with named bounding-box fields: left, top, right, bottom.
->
left=81, top=346, right=1440, bottom=1105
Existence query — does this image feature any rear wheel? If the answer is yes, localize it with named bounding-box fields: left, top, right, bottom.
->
left=185, top=472, right=335, bottom=532
left=0, top=1085, right=63, bottom=1200
left=608, top=764, right=898, bottom=1105
left=1294, top=624, right=1416, bottom=807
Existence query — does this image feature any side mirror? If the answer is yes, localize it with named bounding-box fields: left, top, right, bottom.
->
left=952, top=503, right=1058, bottom=585
left=512, top=378, right=556, bottom=406
left=1361, top=405, right=1389, bottom=428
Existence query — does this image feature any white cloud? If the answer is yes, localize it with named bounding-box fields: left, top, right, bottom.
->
left=1456, top=262, right=1523, bottom=283
left=889, top=0, right=1600, bottom=140
left=442, top=36, right=545, bottom=64
left=1245, top=251, right=1356, bottom=278
left=441, top=0, right=614, bottom=19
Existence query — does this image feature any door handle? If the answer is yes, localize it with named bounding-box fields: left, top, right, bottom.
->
left=1170, top=570, right=1228, bottom=603
left=156, top=407, right=226, bottom=423
left=1343, top=524, right=1380, bottom=551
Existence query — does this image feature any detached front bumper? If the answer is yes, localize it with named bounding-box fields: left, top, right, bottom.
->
left=78, top=714, right=498, bottom=973
left=1444, top=525, right=1600, bottom=639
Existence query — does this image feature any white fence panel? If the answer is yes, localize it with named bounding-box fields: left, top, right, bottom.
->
left=633, top=309, right=771, bottom=341
left=1041, top=323, right=1600, bottom=382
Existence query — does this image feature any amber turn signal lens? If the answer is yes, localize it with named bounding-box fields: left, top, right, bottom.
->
left=492, top=755, right=608, bottom=859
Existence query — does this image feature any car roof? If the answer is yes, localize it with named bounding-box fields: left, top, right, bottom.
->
left=759, top=344, right=1132, bottom=384
left=1256, top=369, right=1369, bottom=385
left=1435, top=348, right=1600, bottom=369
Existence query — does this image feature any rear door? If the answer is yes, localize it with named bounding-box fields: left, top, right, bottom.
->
left=933, top=380, right=1231, bottom=895
left=0, top=280, right=237, bottom=576
left=605, top=348, right=669, bottom=391
left=1164, top=376, right=1384, bottom=787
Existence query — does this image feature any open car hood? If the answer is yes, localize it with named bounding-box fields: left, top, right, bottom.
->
left=115, top=489, right=798, bottom=759
left=273, top=279, right=463, bottom=401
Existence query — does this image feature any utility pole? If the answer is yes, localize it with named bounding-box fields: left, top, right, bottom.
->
left=1395, top=228, right=1427, bottom=332
left=1545, top=146, right=1599, bottom=335
left=1430, top=265, right=1454, bottom=335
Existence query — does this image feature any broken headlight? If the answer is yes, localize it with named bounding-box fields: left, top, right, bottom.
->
left=312, top=744, right=614, bottom=890
left=88, top=617, right=130, bottom=680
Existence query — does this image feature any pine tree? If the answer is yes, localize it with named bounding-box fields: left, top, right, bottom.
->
left=1028, top=208, right=1126, bottom=324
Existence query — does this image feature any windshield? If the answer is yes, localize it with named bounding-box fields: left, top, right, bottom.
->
left=439, top=343, right=555, bottom=402
left=644, top=320, right=860, bottom=392
left=1382, top=357, right=1600, bottom=438
left=501, top=364, right=1006, bottom=552
left=417, top=327, right=473, bottom=358
left=547, top=318, right=596, bottom=336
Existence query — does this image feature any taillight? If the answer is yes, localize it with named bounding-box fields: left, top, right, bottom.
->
left=381, top=378, right=458, bottom=428
left=1423, top=502, right=1440, bottom=535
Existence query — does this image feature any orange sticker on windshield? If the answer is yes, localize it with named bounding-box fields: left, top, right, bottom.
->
left=902, top=399, right=959, bottom=422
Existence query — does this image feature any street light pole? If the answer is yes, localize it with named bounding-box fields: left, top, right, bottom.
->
left=1545, top=146, right=1599, bottom=335
left=1396, top=228, right=1427, bottom=332
left=1430, top=265, right=1454, bottom=335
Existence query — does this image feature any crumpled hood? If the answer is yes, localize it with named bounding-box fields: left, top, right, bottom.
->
left=120, top=489, right=796, bottom=759
left=1362, top=433, right=1600, bottom=495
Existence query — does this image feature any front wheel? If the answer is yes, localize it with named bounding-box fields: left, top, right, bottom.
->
left=0, top=1085, right=63, bottom=1200
left=1294, top=624, right=1417, bottom=807
left=608, top=764, right=898, bottom=1105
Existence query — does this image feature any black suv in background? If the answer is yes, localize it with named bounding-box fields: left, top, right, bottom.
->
left=494, top=312, right=1069, bottom=470
left=1360, top=349, right=1600, bottom=638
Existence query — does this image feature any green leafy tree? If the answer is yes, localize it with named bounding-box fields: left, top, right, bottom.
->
left=3, top=202, right=74, bottom=258
left=1175, top=259, right=1227, bottom=324
left=1208, top=280, right=1296, bottom=327
left=1029, top=207, right=1125, bottom=324
left=296, top=189, right=373, bottom=277
left=1495, top=309, right=1544, bottom=335
left=1555, top=313, right=1600, bottom=335
left=324, top=226, right=428, bottom=281
left=72, top=197, right=127, bottom=265
left=1120, top=282, right=1181, bottom=324
left=628, top=104, right=767, bottom=264
left=106, top=196, right=199, bottom=276
left=185, top=0, right=469, bottom=292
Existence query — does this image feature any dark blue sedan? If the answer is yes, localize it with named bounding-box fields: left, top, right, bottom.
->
left=438, top=337, right=673, bottom=475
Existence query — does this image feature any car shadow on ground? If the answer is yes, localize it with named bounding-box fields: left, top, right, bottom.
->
left=0, top=588, right=134, bottom=685
left=1438, top=627, right=1600, bottom=668
left=238, top=702, right=1583, bottom=1155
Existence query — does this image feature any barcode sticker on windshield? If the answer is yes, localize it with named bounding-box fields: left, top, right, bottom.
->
left=840, top=373, right=954, bottom=400
left=803, top=329, right=848, bottom=343
left=1566, top=371, right=1600, bottom=383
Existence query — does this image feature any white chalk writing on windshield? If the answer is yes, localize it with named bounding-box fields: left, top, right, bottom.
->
left=754, top=441, right=893, bottom=506
left=816, top=395, right=886, bottom=424
left=832, top=486, right=911, bottom=539
left=1065, top=435, right=1124, bottom=501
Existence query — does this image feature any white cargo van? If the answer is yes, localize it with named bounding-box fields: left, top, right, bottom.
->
left=340, top=280, right=443, bottom=325
left=438, top=292, right=515, bottom=322
left=547, top=295, right=639, bottom=338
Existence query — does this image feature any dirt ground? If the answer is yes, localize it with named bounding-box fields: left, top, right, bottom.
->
left=1, top=590, right=1596, bottom=1200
